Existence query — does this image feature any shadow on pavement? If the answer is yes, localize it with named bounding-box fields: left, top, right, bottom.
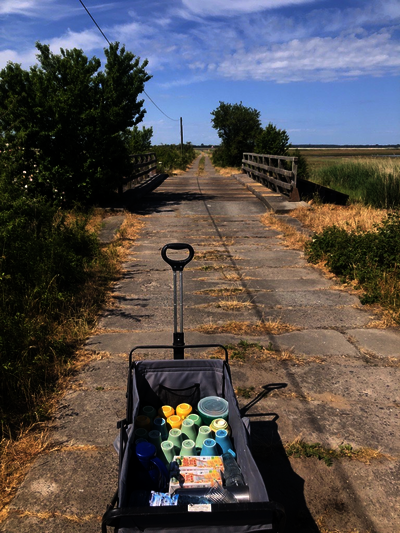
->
left=241, top=384, right=319, bottom=532
left=128, top=190, right=216, bottom=215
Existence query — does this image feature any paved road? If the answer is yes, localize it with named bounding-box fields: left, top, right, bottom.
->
left=4, top=155, right=399, bottom=532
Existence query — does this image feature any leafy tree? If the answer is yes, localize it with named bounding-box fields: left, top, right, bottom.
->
left=128, top=125, right=153, bottom=154
left=255, top=122, right=291, bottom=155
left=210, top=101, right=262, bottom=167
left=0, top=42, right=151, bottom=205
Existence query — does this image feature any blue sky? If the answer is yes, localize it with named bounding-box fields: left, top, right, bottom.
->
left=1, top=0, right=399, bottom=145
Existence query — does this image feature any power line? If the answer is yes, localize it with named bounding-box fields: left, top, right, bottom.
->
left=78, top=0, right=179, bottom=122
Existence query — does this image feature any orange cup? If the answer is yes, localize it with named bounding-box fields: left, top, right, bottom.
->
left=158, top=405, right=174, bottom=419
left=176, top=403, right=192, bottom=420
left=135, top=415, right=152, bottom=431
left=167, top=415, right=182, bottom=429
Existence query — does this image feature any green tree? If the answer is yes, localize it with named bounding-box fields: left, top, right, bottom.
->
left=255, top=122, right=291, bottom=155
left=0, top=42, right=151, bottom=205
left=210, top=101, right=262, bottom=167
left=128, top=125, right=153, bottom=154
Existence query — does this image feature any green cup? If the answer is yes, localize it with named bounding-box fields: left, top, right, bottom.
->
left=187, top=413, right=202, bottom=427
left=168, top=428, right=182, bottom=455
left=181, top=418, right=197, bottom=441
left=161, top=440, right=175, bottom=466
left=180, top=439, right=196, bottom=456
left=195, top=426, right=212, bottom=452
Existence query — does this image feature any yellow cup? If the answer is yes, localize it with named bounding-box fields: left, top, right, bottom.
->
left=167, top=415, right=182, bottom=429
left=176, top=403, right=192, bottom=420
left=158, top=405, right=174, bottom=419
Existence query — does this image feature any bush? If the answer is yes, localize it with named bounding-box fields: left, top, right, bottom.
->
left=153, top=143, right=196, bottom=172
left=305, top=211, right=400, bottom=313
left=0, top=188, right=114, bottom=433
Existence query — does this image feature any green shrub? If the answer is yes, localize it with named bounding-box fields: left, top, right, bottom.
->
left=0, top=188, right=114, bottom=433
left=153, top=143, right=196, bottom=172
left=306, top=211, right=400, bottom=312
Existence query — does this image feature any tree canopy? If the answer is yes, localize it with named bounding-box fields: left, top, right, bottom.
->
left=255, top=122, right=291, bottom=156
left=211, top=101, right=262, bottom=167
left=0, top=42, right=151, bottom=205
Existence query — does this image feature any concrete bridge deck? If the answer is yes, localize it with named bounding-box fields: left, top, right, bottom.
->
left=3, top=155, right=399, bottom=532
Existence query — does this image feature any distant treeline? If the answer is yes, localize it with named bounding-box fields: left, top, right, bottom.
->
left=293, top=144, right=400, bottom=149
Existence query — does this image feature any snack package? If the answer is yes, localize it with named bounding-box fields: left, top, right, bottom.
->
left=169, top=469, right=223, bottom=493
left=173, top=456, right=224, bottom=471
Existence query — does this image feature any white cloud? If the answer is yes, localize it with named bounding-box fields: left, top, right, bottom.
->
left=181, top=0, right=319, bottom=17
left=216, top=31, right=400, bottom=83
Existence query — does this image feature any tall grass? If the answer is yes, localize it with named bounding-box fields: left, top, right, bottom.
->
left=0, top=190, right=117, bottom=436
left=310, top=158, right=400, bottom=208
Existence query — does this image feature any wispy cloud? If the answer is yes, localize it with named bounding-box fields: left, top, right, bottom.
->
left=181, top=0, right=320, bottom=18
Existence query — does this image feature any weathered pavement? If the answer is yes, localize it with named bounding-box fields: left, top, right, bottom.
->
left=3, top=155, right=399, bottom=532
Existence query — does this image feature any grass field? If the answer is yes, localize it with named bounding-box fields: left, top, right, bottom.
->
left=297, top=147, right=400, bottom=171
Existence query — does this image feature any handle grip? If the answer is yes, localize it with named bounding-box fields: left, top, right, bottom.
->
left=161, top=243, right=194, bottom=271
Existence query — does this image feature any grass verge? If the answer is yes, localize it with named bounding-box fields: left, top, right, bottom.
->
left=0, top=211, right=143, bottom=519
left=284, top=438, right=393, bottom=467
left=196, top=319, right=299, bottom=335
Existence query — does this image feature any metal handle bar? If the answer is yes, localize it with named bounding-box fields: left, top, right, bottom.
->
left=161, top=243, right=194, bottom=271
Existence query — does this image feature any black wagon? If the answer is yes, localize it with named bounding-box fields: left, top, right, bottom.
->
left=102, top=244, right=285, bottom=532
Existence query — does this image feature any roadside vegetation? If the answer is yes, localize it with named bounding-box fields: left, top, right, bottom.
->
left=309, top=158, right=400, bottom=209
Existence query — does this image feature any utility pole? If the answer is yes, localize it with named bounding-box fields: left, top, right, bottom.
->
left=180, top=117, right=183, bottom=156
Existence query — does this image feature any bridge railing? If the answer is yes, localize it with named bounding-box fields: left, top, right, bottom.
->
left=119, top=152, right=157, bottom=196
left=242, top=153, right=299, bottom=201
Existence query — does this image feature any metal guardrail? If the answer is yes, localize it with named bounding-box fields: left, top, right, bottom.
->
left=119, top=152, right=157, bottom=196
left=242, top=153, right=299, bottom=201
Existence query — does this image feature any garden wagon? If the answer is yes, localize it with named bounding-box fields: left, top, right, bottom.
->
left=102, top=244, right=285, bottom=532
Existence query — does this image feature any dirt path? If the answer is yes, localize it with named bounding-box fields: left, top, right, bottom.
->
left=3, top=155, right=399, bottom=532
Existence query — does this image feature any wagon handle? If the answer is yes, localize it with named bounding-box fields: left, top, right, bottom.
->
left=161, top=243, right=194, bottom=359
left=161, top=243, right=194, bottom=271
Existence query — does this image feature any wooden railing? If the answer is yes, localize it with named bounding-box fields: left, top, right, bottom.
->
left=119, top=152, right=157, bottom=195
left=242, top=153, right=299, bottom=201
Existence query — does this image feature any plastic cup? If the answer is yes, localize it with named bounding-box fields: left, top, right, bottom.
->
left=142, top=405, right=157, bottom=422
left=195, top=426, right=212, bottom=452
left=134, top=428, right=148, bottom=441
left=210, top=418, right=231, bottom=436
left=153, top=417, right=169, bottom=441
left=215, top=429, right=234, bottom=454
left=161, top=440, right=175, bottom=465
left=158, top=405, right=174, bottom=419
left=135, top=415, right=152, bottom=431
left=180, top=439, right=196, bottom=456
left=148, top=430, right=162, bottom=452
left=168, top=428, right=182, bottom=454
left=176, top=403, right=192, bottom=420
left=200, top=438, right=219, bottom=456
left=181, top=419, right=197, bottom=441
left=167, top=415, right=182, bottom=429
left=187, top=413, right=202, bottom=427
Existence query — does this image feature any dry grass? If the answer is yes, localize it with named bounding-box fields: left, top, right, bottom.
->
left=292, top=204, right=387, bottom=233
left=4, top=509, right=101, bottom=523
left=215, top=299, right=254, bottom=311
left=0, top=426, right=60, bottom=518
left=316, top=514, right=371, bottom=533
left=214, top=165, right=242, bottom=177
left=195, top=287, right=247, bottom=296
left=261, top=213, right=310, bottom=250
left=197, top=319, right=298, bottom=335
left=193, top=250, right=229, bottom=261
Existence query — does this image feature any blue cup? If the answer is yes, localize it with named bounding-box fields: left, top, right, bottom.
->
left=200, top=438, right=219, bottom=456
left=215, top=429, right=234, bottom=454
left=153, top=417, right=169, bottom=441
